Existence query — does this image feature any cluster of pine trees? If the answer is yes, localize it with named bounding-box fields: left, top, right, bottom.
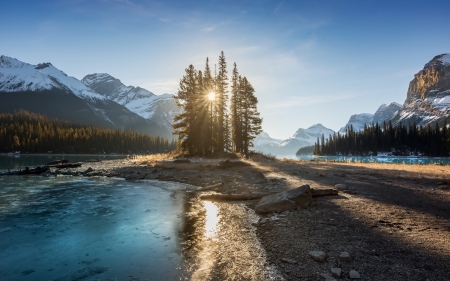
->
left=314, top=121, right=449, bottom=156
left=0, top=110, right=176, bottom=154
left=173, top=52, right=262, bottom=156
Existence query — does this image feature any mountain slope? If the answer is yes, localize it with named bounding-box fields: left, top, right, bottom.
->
left=0, top=55, right=166, bottom=136
left=390, top=54, right=450, bottom=126
left=373, top=102, right=402, bottom=124
left=254, top=124, right=335, bottom=156
left=82, top=73, right=180, bottom=134
left=339, top=113, right=374, bottom=133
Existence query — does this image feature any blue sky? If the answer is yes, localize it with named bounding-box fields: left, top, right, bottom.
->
left=1, top=0, right=450, bottom=138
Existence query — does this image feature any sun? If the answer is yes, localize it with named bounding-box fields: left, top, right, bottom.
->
left=207, top=92, right=216, bottom=101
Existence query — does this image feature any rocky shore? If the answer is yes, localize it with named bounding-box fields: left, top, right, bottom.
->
left=45, top=155, right=450, bottom=281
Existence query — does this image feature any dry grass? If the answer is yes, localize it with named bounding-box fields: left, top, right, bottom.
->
left=132, top=151, right=181, bottom=165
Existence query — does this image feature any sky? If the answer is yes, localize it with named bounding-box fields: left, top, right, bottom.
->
left=1, top=0, right=450, bottom=139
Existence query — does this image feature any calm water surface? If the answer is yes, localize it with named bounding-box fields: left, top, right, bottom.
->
left=0, top=154, right=187, bottom=280
left=296, top=155, right=450, bottom=164
left=0, top=154, right=125, bottom=170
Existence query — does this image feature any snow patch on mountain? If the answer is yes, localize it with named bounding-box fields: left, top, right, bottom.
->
left=254, top=124, right=335, bottom=156
left=339, top=113, right=374, bottom=133
left=0, top=56, right=105, bottom=101
left=82, top=73, right=180, bottom=131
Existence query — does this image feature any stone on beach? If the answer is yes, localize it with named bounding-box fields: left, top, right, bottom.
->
left=339, top=251, right=352, bottom=262
left=331, top=267, right=342, bottom=278
left=309, top=250, right=327, bottom=262
left=319, top=273, right=336, bottom=280
left=254, top=185, right=312, bottom=213
left=349, top=270, right=360, bottom=279
left=281, top=257, right=297, bottom=264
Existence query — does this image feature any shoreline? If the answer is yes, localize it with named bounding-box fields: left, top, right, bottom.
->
left=4, top=155, right=450, bottom=280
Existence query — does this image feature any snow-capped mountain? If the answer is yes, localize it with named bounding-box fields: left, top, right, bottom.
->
left=373, top=102, right=402, bottom=124
left=254, top=124, right=335, bottom=156
left=390, top=54, right=450, bottom=126
left=82, top=73, right=180, bottom=134
left=339, top=102, right=402, bottom=133
left=339, top=113, right=374, bottom=133
left=0, top=56, right=104, bottom=100
left=0, top=55, right=166, bottom=136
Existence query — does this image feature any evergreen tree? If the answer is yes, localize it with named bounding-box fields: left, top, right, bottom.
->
left=172, top=64, right=200, bottom=154
left=240, top=77, right=262, bottom=157
left=216, top=51, right=228, bottom=152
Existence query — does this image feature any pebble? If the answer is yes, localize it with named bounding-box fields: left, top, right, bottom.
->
left=309, top=251, right=327, bottom=262
left=281, top=258, right=297, bottom=264
left=349, top=270, right=360, bottom=279
left=331, top=267, right=342, bottom=278
left=339, top=251, right=352, bottom=262
left=319, top=273, right=336, bottom=280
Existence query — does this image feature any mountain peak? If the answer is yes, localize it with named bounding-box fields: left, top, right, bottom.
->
left=424, top=53, right=450, bottom=69
left=0, top=55, right=29, bottom=69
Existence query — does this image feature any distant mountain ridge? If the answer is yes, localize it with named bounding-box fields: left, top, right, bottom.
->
left=0, top=55, right=170, bottom=137
left=339, top=102, right=402, bottom=133
left=254, top=124, right=335, bottom=156
left=82, top=73, right=180, bottom=134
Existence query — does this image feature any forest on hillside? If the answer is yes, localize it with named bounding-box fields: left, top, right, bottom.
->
left=0, top=110, right=176, bottom=154
left=313, top=121, right=450, bottom=156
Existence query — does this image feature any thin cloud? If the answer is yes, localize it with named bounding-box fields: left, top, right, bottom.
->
left=274, top=1, right=284, bottom=15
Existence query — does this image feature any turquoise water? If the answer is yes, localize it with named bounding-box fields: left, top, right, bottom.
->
left=0, top=155, right=186, bottom=280
left=296, top=154, right=450, bottom=165
left=0, top=154, right=125, bottom=170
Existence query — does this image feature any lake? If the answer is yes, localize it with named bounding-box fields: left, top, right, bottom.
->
left=0, top=155, right=276, bottom=280
left=0, top=154, right=126, bottom=170
left=295, top=154, right=450, bottom=165
left=0, top=154, right=188, bottom=280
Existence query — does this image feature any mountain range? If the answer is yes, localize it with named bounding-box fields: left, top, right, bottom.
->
left=0, top=56, right=177, bottom=138
left=1, top=53, right=449, bottom=156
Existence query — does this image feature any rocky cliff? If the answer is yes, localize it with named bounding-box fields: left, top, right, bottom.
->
left=391, top=54, right=450, bottom=126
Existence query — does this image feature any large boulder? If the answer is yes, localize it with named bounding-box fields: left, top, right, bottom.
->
left=254, top=185, right=312, bottom=213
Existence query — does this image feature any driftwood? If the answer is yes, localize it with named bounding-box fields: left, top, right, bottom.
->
left=200, top=188, right=338, bottom=202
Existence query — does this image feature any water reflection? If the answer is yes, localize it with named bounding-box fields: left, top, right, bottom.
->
left=203, top=201, right=221, bottom=238
left=181, top=197, right=281, bottom=280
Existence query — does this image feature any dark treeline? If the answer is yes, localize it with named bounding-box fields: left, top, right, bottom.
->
left=314, top=121, right=450, bottom=156
left=0, top=110, right=176, bottom=154
left=173, top=52, right=262, bottom=157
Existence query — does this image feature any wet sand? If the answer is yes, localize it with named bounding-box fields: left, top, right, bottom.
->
left=44, top=155, right=450, bottom=280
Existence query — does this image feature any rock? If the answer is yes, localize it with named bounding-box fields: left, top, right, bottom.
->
left=335, top=184, right=348, bottom=190
left=331, top=267, right=342, bottom=278
left=339, top=251, right=352, bottom=262
left=218, top=160, right=249, bottom=168
left=349, top=270, right=360, bottom=279
left=84, top=167, right=94, bottom=173
left=311, top=188, right=339, bottom=197
left=319, top=273, right=336, bottom=280
left=438, top=185, right=448, bottom=190
left=309, top=250, right=327, bottom=262
left=281, top=258, right=297, bottom=264
left=255, top=185, right=312, bottom=214
left=259, top=218, right=269, bottom=224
